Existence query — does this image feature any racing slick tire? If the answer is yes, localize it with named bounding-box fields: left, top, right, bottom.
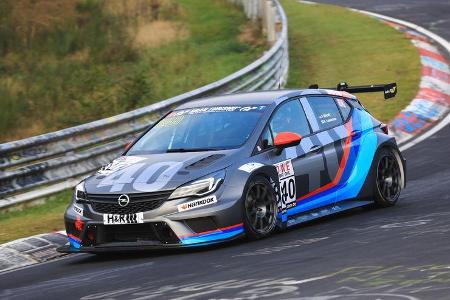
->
left=373, top=147, right=403, bottom=207
left=243, top=175, right=278, bottom=240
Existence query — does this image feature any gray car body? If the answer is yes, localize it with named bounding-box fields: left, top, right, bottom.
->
left=61, top=89, right=405, bottom=252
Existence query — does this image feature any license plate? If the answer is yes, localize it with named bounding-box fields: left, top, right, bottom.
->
left=103, top=213, right=144, bottom=225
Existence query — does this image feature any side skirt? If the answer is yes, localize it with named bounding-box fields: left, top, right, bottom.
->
left=286, top=200, right=373, bottom=228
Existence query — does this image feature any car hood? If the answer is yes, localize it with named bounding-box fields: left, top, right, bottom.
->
left=84, top=150, right=239, bottom=194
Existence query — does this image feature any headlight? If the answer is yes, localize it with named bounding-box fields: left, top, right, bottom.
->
left=168, top=169, right=225, bottom=200
left=74, top=182, right=87, bottom=202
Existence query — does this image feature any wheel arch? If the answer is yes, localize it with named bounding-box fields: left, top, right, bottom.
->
left=357, top=138, right=406, bottom=199
left=243, top=165, right=280, bottom=198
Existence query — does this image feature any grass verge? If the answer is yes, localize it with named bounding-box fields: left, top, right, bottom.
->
left=0, top=191, right=70, bottom=244
left=281, top=0, right=421, bottom=123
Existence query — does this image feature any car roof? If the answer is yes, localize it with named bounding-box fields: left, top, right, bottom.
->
left=176, top=89, right=357, bottom=109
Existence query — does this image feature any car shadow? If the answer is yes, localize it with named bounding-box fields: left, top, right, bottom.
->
left=67, top=201, right=407, bottom=265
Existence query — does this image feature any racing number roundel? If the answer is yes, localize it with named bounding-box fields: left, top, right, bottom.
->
left=274, top=159, right=296, bottom=213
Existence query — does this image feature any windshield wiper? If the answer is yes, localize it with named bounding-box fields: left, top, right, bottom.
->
left=166, top=148, right=221, bottom=153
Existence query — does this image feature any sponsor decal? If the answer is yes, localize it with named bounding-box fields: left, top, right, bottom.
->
left=274, top=159, right=296, bottom=212
left=72, top=204, right=83, bottom=216
left=238, top=162, right=264, bottom=173
left=97, top=156, right=146, bottom=175
left=177, top=195, right=217, bottom=212
left=384, top=85, right=397, bottom=96
left=103, top=212, right=144, bottom=225
left=171, top=105, right=266, bottom=116
left=318, top=112, right=337, bottom=125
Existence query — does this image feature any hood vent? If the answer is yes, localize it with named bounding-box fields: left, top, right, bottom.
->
left=185, top=154, right=225, bottom=170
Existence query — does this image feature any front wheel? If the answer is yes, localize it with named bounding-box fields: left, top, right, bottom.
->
left=374, top=148, right=403, bottom=207
left=243, top=175, right=278, bottom=240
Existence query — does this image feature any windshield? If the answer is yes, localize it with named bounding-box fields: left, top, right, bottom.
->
left=128, top=105, right=266, bottom=154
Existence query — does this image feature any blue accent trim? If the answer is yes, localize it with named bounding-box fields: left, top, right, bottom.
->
left=286, top=109, right=377, bottom=216
left=180, top=224, right=244, bottom=245
left=335, top=110, right=377, bottom=200
left=68, top=236, right=81, bottom=249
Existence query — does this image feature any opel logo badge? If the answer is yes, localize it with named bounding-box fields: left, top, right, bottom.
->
left=118, top=194, right=130, bottom=207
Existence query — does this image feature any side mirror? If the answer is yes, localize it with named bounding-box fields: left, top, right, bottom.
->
left=124, top=140, right=133, bottom=151
left=274, top=132, right=301, bottom=155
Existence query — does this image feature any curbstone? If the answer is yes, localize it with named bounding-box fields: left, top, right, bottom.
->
left=0, top=231, right=69, bottom=274
left=352, top=10, right=450, bottom=150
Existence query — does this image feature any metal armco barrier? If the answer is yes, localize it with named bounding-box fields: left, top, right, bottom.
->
left=0, top=0, right=289, bottom=209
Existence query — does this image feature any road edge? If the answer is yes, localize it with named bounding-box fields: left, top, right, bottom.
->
left=0, top=231, right=69, bottom=274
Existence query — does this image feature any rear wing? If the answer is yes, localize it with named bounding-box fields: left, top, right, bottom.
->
left=308, top=82, right=397, bottom=100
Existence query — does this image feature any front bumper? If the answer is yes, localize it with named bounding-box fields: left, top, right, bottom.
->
left=59, top=187, right=245, bottom=253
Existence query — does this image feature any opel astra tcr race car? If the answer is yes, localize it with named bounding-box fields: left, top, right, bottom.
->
left=59, top=82, right=406, bottom=253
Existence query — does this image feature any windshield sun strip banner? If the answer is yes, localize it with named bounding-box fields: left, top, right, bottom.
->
left=170, top=105, right=267, bottom=116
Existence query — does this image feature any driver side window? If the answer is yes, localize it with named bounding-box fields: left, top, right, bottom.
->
left=258, top=99, right=311, bottom=151
left=270, top=100, right=311, bottom=138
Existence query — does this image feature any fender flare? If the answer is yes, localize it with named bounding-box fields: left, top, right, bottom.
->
left=240, top=164, right=287, bottom=228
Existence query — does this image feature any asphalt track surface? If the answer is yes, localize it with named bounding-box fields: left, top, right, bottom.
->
left=1, top=1, right=450, bottom=299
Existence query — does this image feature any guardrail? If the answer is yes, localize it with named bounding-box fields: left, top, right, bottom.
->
left=0, top=0, right=289, bottom=209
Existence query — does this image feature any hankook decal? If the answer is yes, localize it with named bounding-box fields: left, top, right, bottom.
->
left=177, top=195, right=217, bottom=212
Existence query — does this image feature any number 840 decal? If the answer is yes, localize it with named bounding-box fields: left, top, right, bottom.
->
left=274, top=159, right=297, bottom=213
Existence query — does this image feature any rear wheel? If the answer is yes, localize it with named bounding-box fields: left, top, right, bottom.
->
left=374, top=148, right=403, bottom=207
left=243, top=176, right=278, bottom=240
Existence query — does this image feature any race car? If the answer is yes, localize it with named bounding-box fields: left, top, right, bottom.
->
left=58, top=82, right=406, bottom=253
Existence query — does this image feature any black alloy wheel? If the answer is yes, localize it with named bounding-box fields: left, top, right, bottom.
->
left=375, top=148, right=402, bottom=206
left=243, top=176, right=278, bottom=239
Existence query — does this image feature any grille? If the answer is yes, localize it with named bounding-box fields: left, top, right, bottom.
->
left=93, top=222, right=179, bottom=245
left=102, top=224, right=159, bottom=243
left=87, top=191, right=172, bottom=214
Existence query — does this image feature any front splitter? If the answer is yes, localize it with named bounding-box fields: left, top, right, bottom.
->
left=57, top=233, right=245, bottom=253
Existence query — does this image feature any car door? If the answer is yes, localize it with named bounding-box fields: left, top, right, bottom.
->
left=256, top=99, right=323, bottom=216
left=300, top=96, right=350, bottom=206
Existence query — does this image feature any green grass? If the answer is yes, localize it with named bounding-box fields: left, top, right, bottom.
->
left=0, top=191, right=70, bottom=244
left=0, top=0, right=263, bottom=142
left=281, top=0, right=421, bottom=122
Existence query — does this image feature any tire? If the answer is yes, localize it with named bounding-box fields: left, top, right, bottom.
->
left=243, top=175, right=278, bottom=240
left=373, top=147, right=403, bottom=207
